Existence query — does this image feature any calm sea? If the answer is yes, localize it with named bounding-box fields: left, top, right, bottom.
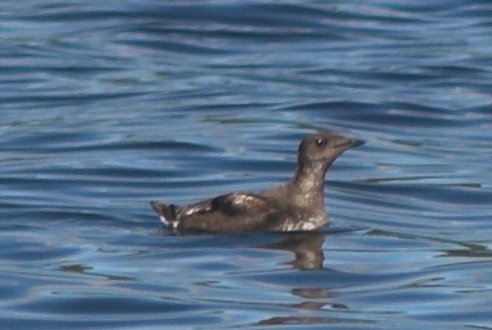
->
left=1, top=1, right=491, bottom=329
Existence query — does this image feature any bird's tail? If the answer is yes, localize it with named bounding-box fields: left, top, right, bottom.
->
left=150, top=201, right=179, bottom=227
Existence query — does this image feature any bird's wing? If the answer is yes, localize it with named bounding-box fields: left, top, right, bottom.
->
left=210, top=192, right=272, bottom=216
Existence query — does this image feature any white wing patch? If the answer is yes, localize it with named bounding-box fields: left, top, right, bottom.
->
left=184, top=206, right=211, bottom=216
left=282, top=219, right=320, bottom=232
left=301, top=222, right=316, bottom=231
left=232, top=194, right=258, bottom=205
left=160, top=216, right=179, bottom=229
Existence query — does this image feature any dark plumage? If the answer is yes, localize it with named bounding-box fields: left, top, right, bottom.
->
left=151, top=132, right=364, bottom=233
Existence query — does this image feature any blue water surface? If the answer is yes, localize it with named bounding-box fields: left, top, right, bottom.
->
left=1, top=1, right=492, bottom=329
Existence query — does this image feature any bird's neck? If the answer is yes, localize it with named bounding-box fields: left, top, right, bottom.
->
left=291, top=160, right=330, bottom=206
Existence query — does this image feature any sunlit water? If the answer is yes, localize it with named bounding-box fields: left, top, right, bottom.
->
left=1, top=1, right=492, bottom=329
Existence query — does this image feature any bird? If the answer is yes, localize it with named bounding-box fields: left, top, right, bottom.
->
left=150, top=132, right=364, bottom=233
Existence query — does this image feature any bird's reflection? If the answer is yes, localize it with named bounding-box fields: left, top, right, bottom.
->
left=253, top=232, right=350, bottom=327
left=261, top=232, right=325, bottom=270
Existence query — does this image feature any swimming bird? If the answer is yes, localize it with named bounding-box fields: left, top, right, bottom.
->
left=151, top=132, right=363, bottom=233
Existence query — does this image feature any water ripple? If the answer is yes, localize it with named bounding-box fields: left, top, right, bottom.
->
left=1, top=1, right=492, bottom=329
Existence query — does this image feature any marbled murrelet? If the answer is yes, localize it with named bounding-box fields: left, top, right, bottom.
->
left=151, top=132, right=364, bottom=233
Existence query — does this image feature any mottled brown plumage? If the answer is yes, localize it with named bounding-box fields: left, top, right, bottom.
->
left=151, top=132, right=363, bottom=233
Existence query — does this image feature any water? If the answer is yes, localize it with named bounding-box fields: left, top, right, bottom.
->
left=1, top=1, right=492, bottom=329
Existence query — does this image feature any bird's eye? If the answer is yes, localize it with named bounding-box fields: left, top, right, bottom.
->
left=315, top=138, right=326, bottom=147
